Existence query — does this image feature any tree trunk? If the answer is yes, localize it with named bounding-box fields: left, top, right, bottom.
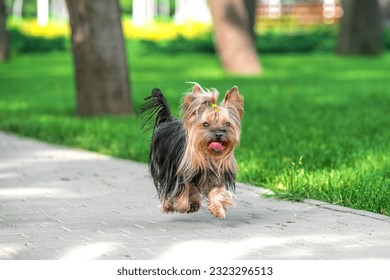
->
left=65, top=0, right=133, bottom=116
left=0, top=0, right=9, bottom=61
left=209, top=0, right=261, bottom=74
left=336, top=0, right=383, bottom=55
left=380, top=0, right=390, bottom=28
left=12, top=0, right=23, bottom=18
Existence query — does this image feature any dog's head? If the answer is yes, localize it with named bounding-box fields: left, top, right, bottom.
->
left=181, top=83, right=244, bottom=161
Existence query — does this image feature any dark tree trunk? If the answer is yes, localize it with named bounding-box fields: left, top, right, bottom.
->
left=336, top=0, right=383, bottom=55
left=0, top=0, right=9, bottom=61
left=209, top=0, right=261, bottom=74
left=65, top=0, right=133, bottom=116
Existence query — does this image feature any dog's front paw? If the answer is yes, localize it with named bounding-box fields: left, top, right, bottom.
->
left=208, top=201, right=227, bottom=218
left=207, top=188, right=235, bottom=219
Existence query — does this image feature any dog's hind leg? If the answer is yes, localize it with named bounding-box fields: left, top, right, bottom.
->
left=161, top=184, right=201, bottom=214
left=187, top=184, right=201, bottom=213
left=161, top=198, right=174, bottom=213
left=171, top=184, right=191, bottom=213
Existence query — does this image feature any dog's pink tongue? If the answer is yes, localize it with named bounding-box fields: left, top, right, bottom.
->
left=208, top=142, right=223, bottom=152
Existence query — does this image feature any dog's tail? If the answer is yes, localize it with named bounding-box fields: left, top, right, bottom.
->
left=140, top=88, right=173, bottom=133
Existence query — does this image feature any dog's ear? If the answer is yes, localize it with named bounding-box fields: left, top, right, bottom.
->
left=222, top=86, right=244, bottom=120
left=182, top=83, right=207, bottom=119
left=182, top=84, right=217, bottom=125
left=192, top=83, right=204, bottom=95
left=183, top=84, right=203, bottom=110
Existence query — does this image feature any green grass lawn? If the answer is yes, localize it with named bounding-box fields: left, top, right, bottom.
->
left=1, top=43, right=389, bottom=215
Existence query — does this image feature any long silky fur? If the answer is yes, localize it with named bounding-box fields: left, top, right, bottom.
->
left=141, top=86, right=238, bottom=203
left=140, top=88, right=186, bottom=199
left=140, top=88, right=173, bottom=133
left=178, top=88, right=238, bottom=193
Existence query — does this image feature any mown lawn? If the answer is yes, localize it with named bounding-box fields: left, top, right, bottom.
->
left=1, top=43, right=389, bottom=215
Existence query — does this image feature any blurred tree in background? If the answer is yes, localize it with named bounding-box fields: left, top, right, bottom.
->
left=209, top=0, right=261, bottom=74
left=0, top=0, right=9, bottom=61
left=336, top=0, right=383, bottom=55
left=65, top=0, right=133, bottom=116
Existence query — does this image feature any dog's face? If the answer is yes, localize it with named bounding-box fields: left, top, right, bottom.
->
left=197, top=106, right=240, bottom=157
left=182, top=85, right=243, bottom=159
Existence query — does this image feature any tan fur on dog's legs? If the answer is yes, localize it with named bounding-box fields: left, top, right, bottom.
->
left=161, top=184, right=201, bottom=214
left=207, top=187, right=235, bottom=219
left=161, top=198, right=173, bottom=213
left=171, top=184, right=191, bottom=213
left=188, top=184, right=201, bottom=213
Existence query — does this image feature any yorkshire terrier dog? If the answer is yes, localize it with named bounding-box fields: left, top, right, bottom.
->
left=141, top=84, right=243, bottom=218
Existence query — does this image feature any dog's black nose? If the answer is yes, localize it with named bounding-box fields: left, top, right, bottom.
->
left=214, top=132, right=223, bottom=140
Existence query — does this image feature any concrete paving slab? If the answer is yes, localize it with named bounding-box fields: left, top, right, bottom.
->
left=0, top=131, right=389, bottom=260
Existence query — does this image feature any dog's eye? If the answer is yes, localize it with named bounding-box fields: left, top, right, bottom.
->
left=225, top=122, right=231, bottom=127
left=203, top=122, right=210, bottom=127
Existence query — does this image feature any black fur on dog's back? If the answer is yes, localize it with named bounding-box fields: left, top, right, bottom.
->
left=140, top=88, right=186, bottom=199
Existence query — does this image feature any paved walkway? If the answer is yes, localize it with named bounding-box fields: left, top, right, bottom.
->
left=0, top=131, right=389, bottom=260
